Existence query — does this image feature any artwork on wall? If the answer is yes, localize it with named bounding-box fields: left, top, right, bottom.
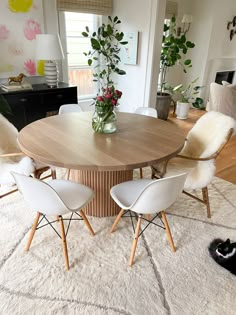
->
left=0, top=0, right=44, bottom=78
left=121, top=31, right=139, bottom=65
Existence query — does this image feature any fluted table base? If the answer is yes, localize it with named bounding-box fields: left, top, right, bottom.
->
left=71, top=170, right=133, bottom=217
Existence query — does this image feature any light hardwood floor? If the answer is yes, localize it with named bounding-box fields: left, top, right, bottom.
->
left=168, top=108, right=236, bottom=185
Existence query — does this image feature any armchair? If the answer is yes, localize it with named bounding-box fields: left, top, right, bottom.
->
left=151, top=111, right=235, bottom=218
left=0, top=114, right=56, bottom=198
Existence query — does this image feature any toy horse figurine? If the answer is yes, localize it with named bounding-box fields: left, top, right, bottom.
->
left=8, top=73, right=26, bottom=85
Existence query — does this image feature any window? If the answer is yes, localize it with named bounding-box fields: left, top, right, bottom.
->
left=59, top=12, right=101, bottom=99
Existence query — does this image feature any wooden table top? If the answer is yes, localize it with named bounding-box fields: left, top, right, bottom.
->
left=18, top=112, right=185, bottom=171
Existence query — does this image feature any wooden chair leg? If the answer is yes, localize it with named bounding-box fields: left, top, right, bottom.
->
left=79, top=209, right=95, bottom=236
left=161, top=211, right=176, bottom=252
left=26, top=212, right=41, bottom=251
left=129, top=216, right=142, bottom=266
left=202, top=187, right=211, bottom=218
left=66, top=169, right=71, bottom=180
left=110, top=209, right=125, bottom=233
left=51, top=169, right=57, bottom=179
left=139, top=168, right=143, bottom=179
left=59, top=216, right=70, bottom=271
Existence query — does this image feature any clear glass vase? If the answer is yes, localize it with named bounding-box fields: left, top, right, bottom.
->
left=92, top=105, right=117, bottom=133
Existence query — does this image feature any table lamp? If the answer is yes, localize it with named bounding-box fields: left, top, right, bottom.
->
left=35, top=34, right=64, bottom=88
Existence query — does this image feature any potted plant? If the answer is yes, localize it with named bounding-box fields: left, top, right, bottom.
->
left=82, top=16, right=127, bottom=133
left=157, top=15, right=195, bottom=120
left=165, top=78, right=204, bottom=119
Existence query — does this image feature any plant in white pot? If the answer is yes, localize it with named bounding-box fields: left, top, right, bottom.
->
left=157, top=15, right=195, bottom=120
left=167, top=78, right=204, bottom=119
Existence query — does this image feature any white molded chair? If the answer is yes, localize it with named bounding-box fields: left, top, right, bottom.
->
left=135, top=107, right=158, bottom=118
left=11, top=172, right=95, bottom=271
left=151, top=111, right=235, bottom=218
left=110, top=173, right=187, bottom=266
left=0, top=114, right=56, bottom=198
left=134, top=107, right=158, bottom=178
left=58, top=104, right=83, bottom=115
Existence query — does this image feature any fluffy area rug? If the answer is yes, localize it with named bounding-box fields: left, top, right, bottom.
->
left=0, top=168, right=236, bottom=315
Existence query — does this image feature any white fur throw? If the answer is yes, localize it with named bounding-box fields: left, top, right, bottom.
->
left=0, top=114, right=35, bottom=184
left=152, top=111, right=236, bottom=190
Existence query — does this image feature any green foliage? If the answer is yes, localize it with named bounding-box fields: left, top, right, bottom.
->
left=164, top=78, right=205, bottom=109
left=0, top=95, right=12, bottom=115
left=82, top=16, right=128, bottom=90
left=160, top=16, right=195, bottom=93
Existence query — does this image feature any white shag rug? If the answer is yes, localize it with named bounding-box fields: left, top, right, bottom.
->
left=0, top=169, right=236, bottom=315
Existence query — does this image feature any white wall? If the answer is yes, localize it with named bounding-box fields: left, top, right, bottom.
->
left=178, top=0, right=236, bottom=102
left=112, top=0, right=164, bottom=112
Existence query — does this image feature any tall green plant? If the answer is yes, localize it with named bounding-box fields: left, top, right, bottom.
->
left=82, top=16, right=128, bottom=91
left=160, top=16, right=195, bottom=93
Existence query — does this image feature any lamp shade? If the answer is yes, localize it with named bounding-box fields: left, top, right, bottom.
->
left=35, top=34, right=64, bottom=60
left=182, top=14, right=193, bottom=24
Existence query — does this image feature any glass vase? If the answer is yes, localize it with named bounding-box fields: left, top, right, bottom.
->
left=92, top=105, right=117, bottom=133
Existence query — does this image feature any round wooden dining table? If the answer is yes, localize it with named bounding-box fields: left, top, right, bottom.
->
left=18, top=112, right=185, bottom=217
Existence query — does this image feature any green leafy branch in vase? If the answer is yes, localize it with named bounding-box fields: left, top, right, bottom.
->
left=82, top=16, right=127, bottom=132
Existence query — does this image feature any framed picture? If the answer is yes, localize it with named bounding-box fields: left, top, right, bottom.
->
left=121, top=31, right=139, bottom=65
left=0, top=0, right=44, bottom=78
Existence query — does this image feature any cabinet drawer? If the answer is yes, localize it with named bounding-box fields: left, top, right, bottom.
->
left=43, top=88, right=77, bottom=105
left=4, top=93, right=42, bottom=108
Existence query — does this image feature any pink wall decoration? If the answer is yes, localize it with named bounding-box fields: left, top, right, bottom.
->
left=24, top=59, right=36, bottom=75
left=1, top=0, right=44, bottom=78
left=24, top=19, right=41, bottom=40
left=0, top=25, right=9, bottom=40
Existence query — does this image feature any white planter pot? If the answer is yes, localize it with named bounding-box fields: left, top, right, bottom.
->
left=176, top=101, right=191, bottom=119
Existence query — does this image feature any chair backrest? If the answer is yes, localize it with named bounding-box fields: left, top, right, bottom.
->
left=58, top=104, right=83, bottom=115
left=135, top=107, right=158, bottom=118
left=11, top=172, right=69, bottom=216
left=0, top=114, right=20, bottom=154
left=180, top=111, right=235, bottom=159
left=130, top=173, right=187, bottom=214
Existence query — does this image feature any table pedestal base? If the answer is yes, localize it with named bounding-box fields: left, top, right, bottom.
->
left=71, top=170, right=133, bottom=217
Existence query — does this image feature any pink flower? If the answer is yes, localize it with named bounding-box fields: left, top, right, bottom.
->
left=24, top=59, right=36, bottom=75
left=112, top=99, right=117, bottom=106
left=0, top=25, right=9, bottom=40
left=115, top=90, right=122, bottom=98
left=96, top=96, right=104, bottom=102
left=24, top=19, right=41, bottom=40
left=104, top=94, right=112, bottom=99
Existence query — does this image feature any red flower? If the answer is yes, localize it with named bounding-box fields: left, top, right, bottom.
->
left=115, top=90, right=122, bottom=98
left=112, top=99, right=117, bottom=105
left=96, top=96, right=104, bottom=102
left=104, top=93, right=112, bottom=99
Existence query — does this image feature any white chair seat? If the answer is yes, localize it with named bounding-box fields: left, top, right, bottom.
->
left=111, top=179, right=153, bottom=209
left=59, top=104, right=83, bottom=115
left=11, top=172, right=95, bottom=270
left=49, top=179, right=94, bottom=211
left=110, top=173, right=187, bottom=266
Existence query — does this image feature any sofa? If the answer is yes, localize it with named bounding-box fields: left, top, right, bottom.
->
left=206, top=82, right=236, bottom=120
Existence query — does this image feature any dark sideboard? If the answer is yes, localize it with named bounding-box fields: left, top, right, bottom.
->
left=0, top=83, right=77, bottom=130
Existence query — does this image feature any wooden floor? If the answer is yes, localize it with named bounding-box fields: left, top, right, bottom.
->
left=168, top=108, right=236, bottom=184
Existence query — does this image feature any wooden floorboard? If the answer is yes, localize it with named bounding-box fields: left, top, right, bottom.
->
left=168, top=108, right=236, bottom=184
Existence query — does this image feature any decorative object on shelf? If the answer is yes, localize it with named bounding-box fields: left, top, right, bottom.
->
left=157, top=15, right=195, bottom=120
left=8, top=73, right=26, bottom=85
left=35, top=34, right=64, bottom=88
left=177, top=14, right=193, bottom=36
left=82, top=16, right=127, bottom=133
left=1, top=81, right=32, bottom=92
